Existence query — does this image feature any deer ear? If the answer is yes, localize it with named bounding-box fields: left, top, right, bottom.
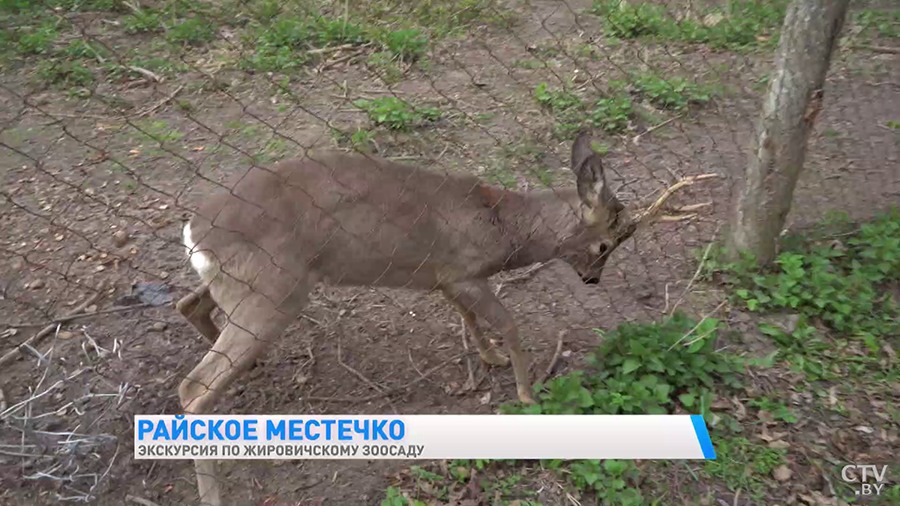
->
left=571, top=133, right=608, bottom=209
left=571, top=131, right=594, bottom=171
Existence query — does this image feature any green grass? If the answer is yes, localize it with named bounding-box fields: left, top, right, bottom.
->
left=854, top=9, right=900, bottom=39
left=133, top=119, right=185, bottom=143
left=166, top=17, right=216, bottom=45
left=703, top=210, right=900, bottom=382
left=712, top=210, right=900, bottom=338
left=626, top=74, right=713, bottom=111
left=591, top=0, right=788, bottom=50
left=122, top=9, right=163, bottom=33
left=15, top=21, right=59, bottom=55
left=534, top=82, right=633, bottom=137
left=704, top=437, right=787, bottom=498
left=36, top=59, right=95, bottom=87
left=353, top=97, right=441, bottom=130
left=61, top=39, right=107, bottom=60
left=366, top=51, right=405, bottom=83
left=1, top=0, right=124, bottom=14
left=240, top=16, right=372, bottom=72
left=379, top=28, right=428, bottom=61
left=535, top=72, right=714, bottom=138
left=358, top=0, right=514, bottom=38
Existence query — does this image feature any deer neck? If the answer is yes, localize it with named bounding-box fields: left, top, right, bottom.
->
left=491, top=187, right=583, bottom=271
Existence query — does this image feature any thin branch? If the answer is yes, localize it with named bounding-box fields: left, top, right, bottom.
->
left=852, top=44, right=900, bottom=54
left=537, top=330, right=566, bottom=385
left=126, top=495, right=162, bottom=506
left=668, top=225, right=721, bottom=319
left=8, top=303, right=153, bottom=329
left=337, top=336, right=385, bottom=393
left=667, top=300, right=727, bottom=352
left=632, top=114, right=683, bottom=145
left=0, top=293, right=102, bottom=368
left=303, top=351, right=477, bottom=403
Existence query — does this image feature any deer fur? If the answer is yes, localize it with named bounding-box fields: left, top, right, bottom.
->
left=175, top=133, right=637, bottom=505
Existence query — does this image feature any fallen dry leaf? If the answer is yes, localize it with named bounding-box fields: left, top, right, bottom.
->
left=773, top=465, right=793, bottom=482
left=733, top=397, right=747, bottom=420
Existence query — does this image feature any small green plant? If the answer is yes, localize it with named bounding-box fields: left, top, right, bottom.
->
left=37, top=59, right=95, bottom=87
left=381, top=28, right=428, bottom=61
left=135, top=120, right=185, bottom=143
left=124, top=57, right=188, bottom=77
left=353, top=97, right=440, bottom=130
left=512, top=58, right=545, bottom=69
left=350, top=128, right=374, bottom=149
left=16, top=22, right=59, bottom=55
left=887, top=120, right=900, bottom=129
left=381, top=486, right=425, bottom=506
left=366, top=51, right=404, bottom=83
left=166, top=17, right=216, bottom=45
left=535, top=82, right=634, bottom=136
left=242, top=16, right=369, bottom=72
left=588, top=96, right=632, bottom=134
left=591, top=0, right=788, bottom=50
left=630, top=74, right=712, bottom=111
left=724, top=211, right=900, bottom=338
left=122, top=9, right=162, bottom=33
left=592, top=0, right=666, bottom=39
left=854, top=9, right=900, bottom=39
left=544, top=459, right=644, bottom=506
left=503, top=312, right=744, bottom=416
left=61, top=39, right=106, bottom=59
left=748, top=397, right=798, bottom=424
left=535, top=82, right=582, bottom=111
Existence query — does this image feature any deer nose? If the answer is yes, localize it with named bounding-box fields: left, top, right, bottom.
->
left=582, top=276, right=600, bottom=285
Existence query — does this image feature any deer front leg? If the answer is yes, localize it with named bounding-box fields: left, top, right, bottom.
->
left=442, top=280, right=535, bottom=404
left=176, top=285, right=220, bottom=344
left=442, top=286, right=509, bottom=367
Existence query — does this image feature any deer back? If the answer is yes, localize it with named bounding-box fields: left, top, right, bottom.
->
left=185, top=152, right=527, bottom=290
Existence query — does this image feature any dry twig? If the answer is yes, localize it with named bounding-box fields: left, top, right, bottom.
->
left=126, top=494, right=162, bottom=506
left=667, top=224, right=721, bottom=318
left=0, top=293, right=101, bottom=368
left=537, top=330, right=566, bottom=385
left=337, top=336, right=385, bottom=393
left=304, top=351, right=478, bottom=403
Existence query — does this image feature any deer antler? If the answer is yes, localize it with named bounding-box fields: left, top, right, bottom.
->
left=632, top=173, right=720, bottom=224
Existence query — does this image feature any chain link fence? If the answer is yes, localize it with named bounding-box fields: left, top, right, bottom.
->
left=1, top=0, right=897, bottom=503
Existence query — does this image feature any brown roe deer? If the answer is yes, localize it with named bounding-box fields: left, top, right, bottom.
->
left=175, top=132, right=713, bottom=505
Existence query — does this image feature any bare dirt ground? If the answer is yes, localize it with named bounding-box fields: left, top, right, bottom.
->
left=1, top=0, right=898, bottom=505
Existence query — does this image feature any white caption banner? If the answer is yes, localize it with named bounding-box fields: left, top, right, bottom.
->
left=134, top=414, right=716, bottom=460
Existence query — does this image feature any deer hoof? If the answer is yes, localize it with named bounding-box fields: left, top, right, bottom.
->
left=479, top=348, right=510, bottom=367
left=517, top=388, right=536, bottom=405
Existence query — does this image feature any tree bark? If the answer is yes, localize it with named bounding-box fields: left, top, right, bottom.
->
left=725, top=0, right=850, bottom=264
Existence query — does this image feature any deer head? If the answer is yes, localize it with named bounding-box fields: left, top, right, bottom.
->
left=559, top=132, right=717, bottom=285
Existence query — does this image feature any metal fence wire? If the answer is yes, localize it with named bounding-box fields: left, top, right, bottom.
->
left=1, top=0, right=897, bottom=504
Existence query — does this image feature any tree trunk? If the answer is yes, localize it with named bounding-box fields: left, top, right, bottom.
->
left=725, top=0, right=850, bottom=264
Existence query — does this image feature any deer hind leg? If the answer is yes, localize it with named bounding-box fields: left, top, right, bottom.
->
left=176, top=284, right=220, bottom=344
left=179, top=271, right=312, bottom=506
left=442, top=280, right=534, bottom=404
